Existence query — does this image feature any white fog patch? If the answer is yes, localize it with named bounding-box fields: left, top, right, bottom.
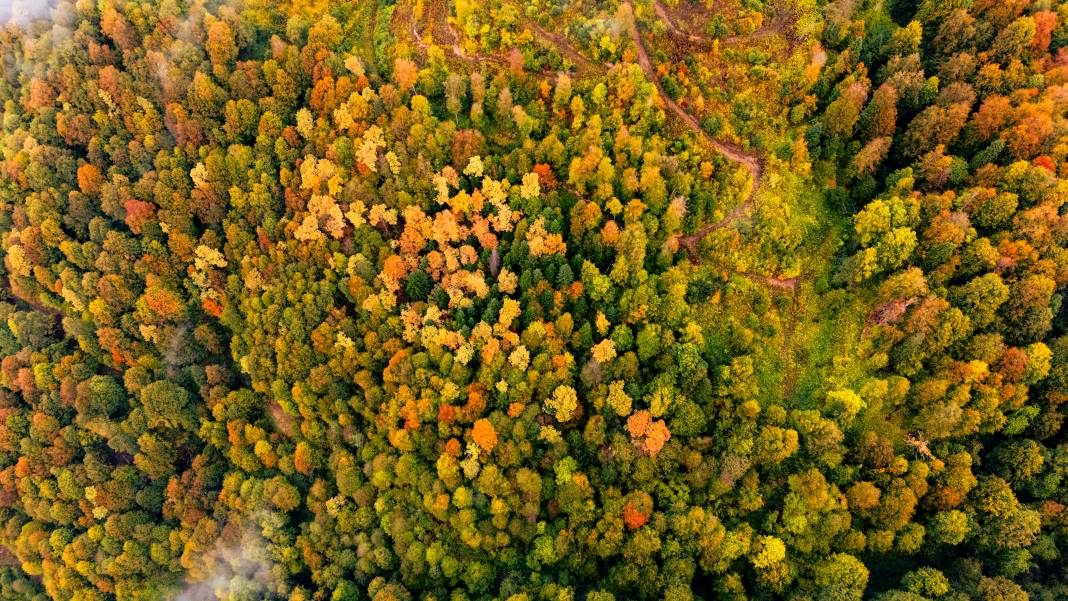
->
left=0, top=0, right=60, bottom=27
left=171, top=512, right=284, bottom=601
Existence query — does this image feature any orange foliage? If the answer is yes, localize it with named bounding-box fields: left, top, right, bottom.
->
left=1033, top=11, right=1057, bottom=52
left=622, top=491, right=653, bottom=530
left=445, top=438, right=462, bottom=457
left=636, top=420, right=670, bottom=454
left=622, top=502, right=648, bottom=530
left=77, top=164, right=101, bottom=195
left=533, top=163, right=557, bottom=190
left=472, top=418, right=498, bottom=452
left=462, top=383, right=487, bottom=419
left=383, top=348, right=413, bottom=384
left=539, top=79, right=552, bottom=99
left=627, top=410, right=652, bottom=438
left=201, top=297, right=224, bottom=317
left=292, top=441, right=311, bottom=476
left=100, top=8, right=136, bottom=50
left=27, top=78, right=55, bottom=111
left=1007, top=104, right=1054, bottom=159
left=1039, top=499, right=1065, bottom=520
left=601, top=221, right=620, bottom=245
left=1034, top=155, right=1056, bottom=173
left=14, top=456, right=30, bottom=479
left=143, top=287, right=184, bottom=320
left=97, top=65, right=124, bottom=101
left=310, top=74, right=337, bottom=114
left=96, top=327, right=134, bottom=366
left=438, top=404, right=457, bottom=423
left=394, top=58, right=419, bottom=91
left=999, top=347, right=1028, bottom=383
left=627, top=410, right=672, bottom=457
left=124, top=199, right=156, bottom=234
left=382, top=255, right=409, bottom=284
left=973, top=95, right=1011, bottom=141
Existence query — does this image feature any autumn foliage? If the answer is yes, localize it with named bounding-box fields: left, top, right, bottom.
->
left=0, top=0, right=1067, bottom=600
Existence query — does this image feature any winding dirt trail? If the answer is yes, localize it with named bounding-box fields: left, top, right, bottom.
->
left=524, top=18, right=603, bottom=75
left=652, top=0, right=799, bottom=52
left=430, top=0, right=507, bottom=65
left=621, top=0, right=803, bottom=397
left=707, top=263, right=798, bottom=293
left=749, top=273, right=798, bottom=291
left=402, top=2, right=428, bottom=55
left=404, top=0, right=505, bottom=65
left=408, top=0, right=606, bottom=73
left=620, top=0, right=764, bottom=258
left=407, top=0, right=784, bottom=294
left=651, top=0, right=716, bottom=51
left=403, top=0, right=773, bottom=265
left=400, top=0, right=805, bottom=399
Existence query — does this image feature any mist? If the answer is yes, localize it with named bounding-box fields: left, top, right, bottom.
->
left=0, top=0, right=60, bottom=27
left=171, top=512, right=284, bottom=601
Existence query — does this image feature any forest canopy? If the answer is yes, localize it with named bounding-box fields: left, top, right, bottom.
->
left=0, top=0, right=1067, bottom=600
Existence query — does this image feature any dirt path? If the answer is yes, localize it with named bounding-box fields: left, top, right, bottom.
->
left=625, top=1, right=802, bottom=397
left=401, top=2, right=427, bottom=55
left=620, top=0, right=764, bottom=257
left=652, top=0, right=798, bottom=51
left=651, top=0, right=716, bottom=51
left=406, top=0, right=612, bottom=77
left=748, top=273, right=798, bottom=291
left=403, top=0, right=505, bottom=65
left=429, top=0, right=506, bottom=65
left=405, top=0, right=770, bottom=258
left=408, top=0, right=783, bottom=291
left=524, top=18, right=602, bottom=75
left=706, top=258, right=797, bottom=293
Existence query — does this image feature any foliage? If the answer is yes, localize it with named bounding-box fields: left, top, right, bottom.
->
left=0, top=0, right=1066, bottom=600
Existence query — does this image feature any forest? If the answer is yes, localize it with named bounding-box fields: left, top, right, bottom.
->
left=0, top=0, right=1067, bottom=599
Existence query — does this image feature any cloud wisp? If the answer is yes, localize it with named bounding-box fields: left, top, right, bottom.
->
left=171, top=512, right=284, bottom=601
left=0, top=0, right=61, bottom=28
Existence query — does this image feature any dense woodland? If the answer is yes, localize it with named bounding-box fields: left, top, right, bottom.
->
left=0, top=0, right=1067, bottom=599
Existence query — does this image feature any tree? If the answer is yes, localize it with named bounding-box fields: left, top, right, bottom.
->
left=852, top=137, right=892, bottom=176
left=471, top=418, right=498, bottom=452
left=900, top=103, right=970, bottom=158
left=394, top=59, right=419, bottom=92
left=951, top=273, right=1009, bottom=330
left=139, top=381, right=195, bottom=430
left=813, top=553, right=869, bottom=601
left=207, top=20, right=238, bottom=74
left=1001, top=275, right=1056, bottom=344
